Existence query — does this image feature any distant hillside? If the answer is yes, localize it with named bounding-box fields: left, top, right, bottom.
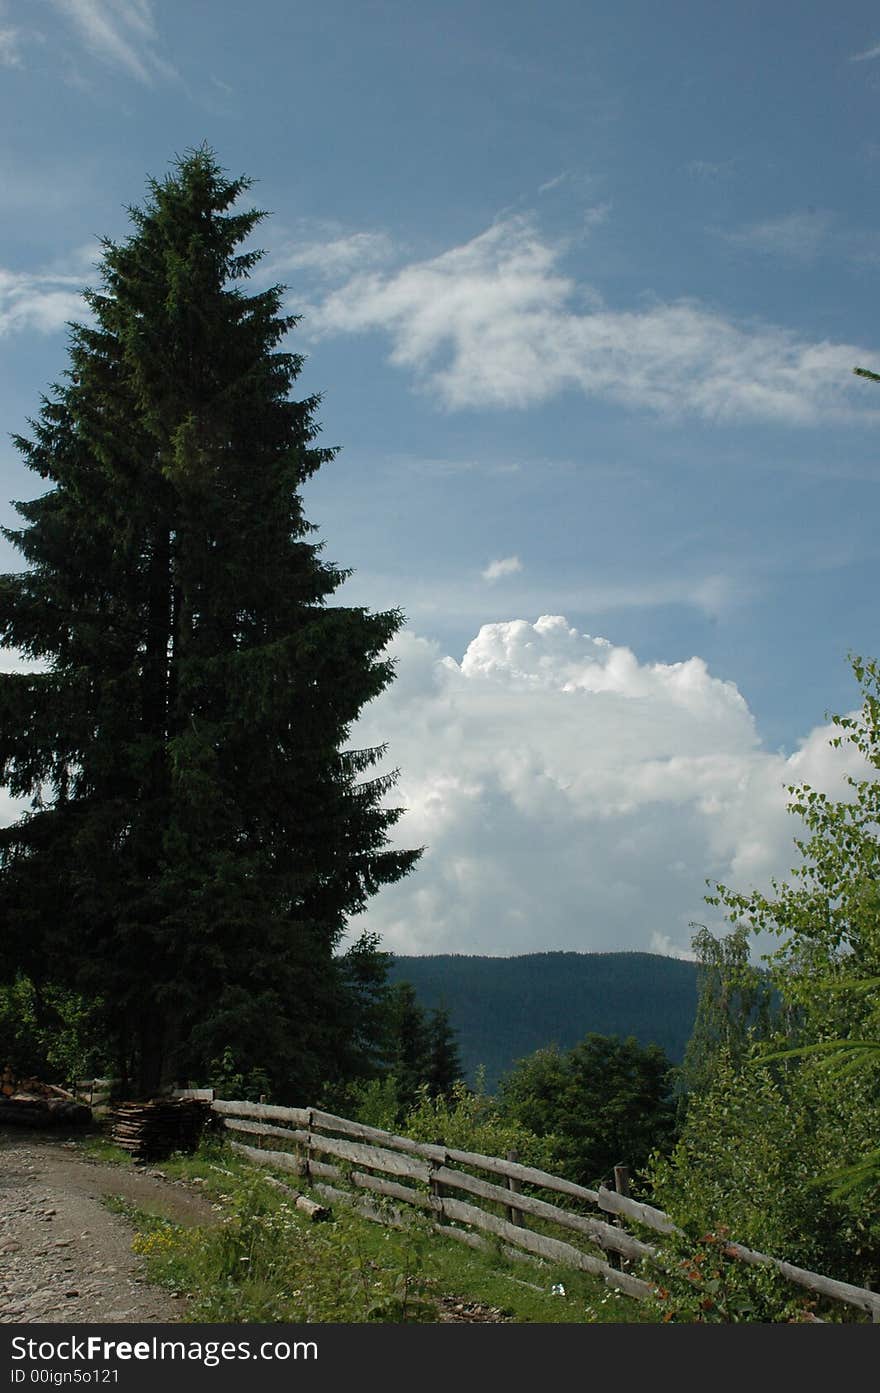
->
left=388, top=951, right=700, bottom=1092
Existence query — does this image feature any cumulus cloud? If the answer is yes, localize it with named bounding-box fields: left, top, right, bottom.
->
left=48, top=0, right=174, bottom=84
left=310, top=215, right=880, bottom=423
left=348, top=617, right=869, bottom=958
left=482, top=556, right=523, bottom=583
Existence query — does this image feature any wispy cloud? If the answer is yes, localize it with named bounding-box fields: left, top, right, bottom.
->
left=685, top=158, right=736, bottom=180
left=538, top=171, right=570, bottom=194
left=0, top=25, right=24, bottom=66
left=851, top=41, right=880, bottom=62
left=309, top=214, right=880, bottom=425
left=333, top=566, right=750, bottom=627
left=482, top=556, right=523, bottom=583
left=719, top=209, right=880, bottom=271
left=581, top=202, right=612, bottom=233
left=0, top=1, right=47, bottom=69
left=719, top=210, right=836, bottom=263
left=0, top=265, right=87, bottom=337
left=47, top=0, right=174, bottom=84
left=270, top=230, right=395, bottom=282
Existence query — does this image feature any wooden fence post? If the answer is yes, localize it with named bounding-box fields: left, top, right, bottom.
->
left=302, top=1108, right=313, bottom=1183
left=430, top=1143, right=448, bottom=1224
left=611, top=1163, right=631, bottom=1270
left=506, top=1149, right=524, bottom=1227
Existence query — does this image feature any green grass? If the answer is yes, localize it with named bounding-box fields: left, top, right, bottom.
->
left=84, top=1133, right=652, bottom=1324
left=77, top=1133, right=134, bottom=1166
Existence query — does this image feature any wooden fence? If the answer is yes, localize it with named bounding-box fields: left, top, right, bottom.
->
left=182, top=1092, right=880, bottom=1322
left=72, top=1077, right=119, bottom=1108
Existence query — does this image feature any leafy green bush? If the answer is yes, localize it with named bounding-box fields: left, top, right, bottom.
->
left=330, top=1074, right=402, bottom=1131
left=708, top=654, right=880, bottom=1198
left=646, top=1227, right=819, bottom=1323
left=662, top=655, right=880, bottom=1310
left=400, top=1077, right=560, bottom=1173
left=206, top=1046, right=272, bottom=1103
left=645, top=1047, right=880, bottom=1301
left=0, top=973, right=109, bottom=1083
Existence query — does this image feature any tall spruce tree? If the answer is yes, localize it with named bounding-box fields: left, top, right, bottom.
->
left=0, top=148, right=420, bottom=1097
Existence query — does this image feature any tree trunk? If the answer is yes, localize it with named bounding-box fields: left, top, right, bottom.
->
left=135, top=1011, right=166, bottom=1099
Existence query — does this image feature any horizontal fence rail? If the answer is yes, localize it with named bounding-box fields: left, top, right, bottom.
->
left=198, top=1095, right=880, bottom=1322
left=73, top=1077, right=120, bottom=1106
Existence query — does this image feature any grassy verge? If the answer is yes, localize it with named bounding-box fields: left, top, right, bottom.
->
left=83, top=1133, right=652, bottom=1324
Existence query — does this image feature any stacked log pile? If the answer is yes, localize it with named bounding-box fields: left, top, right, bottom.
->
left=109, top=1098, right=210, bottom=1161
left=0, top=1071, right=91, bottom=1128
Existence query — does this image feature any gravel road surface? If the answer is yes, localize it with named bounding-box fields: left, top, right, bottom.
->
left=0, top=1130, right=215, bottom=1324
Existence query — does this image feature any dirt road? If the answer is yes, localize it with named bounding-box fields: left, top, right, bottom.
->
left=0, top=1129, right=216, bottom=1324
left=0, top=1130, right=516, bottom=1326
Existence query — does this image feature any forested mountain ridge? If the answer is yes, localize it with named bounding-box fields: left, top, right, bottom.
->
left=388, top=951, right=700, bottom=1090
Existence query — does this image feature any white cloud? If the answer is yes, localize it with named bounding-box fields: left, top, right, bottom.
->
left=310, top=215, right=880, bottom=423
left=0, top=266, right=86, bottom=338
left=271, top=231, right=395, bottom=282
left=581, top=202, right=612, bottom=233
left=650, top=931, right=697, bottom=961
left=0, top=25, right=24, bottom=66
left=0, top=647, right=46, bottom=675
left=538, top=172, right=570, bottom=194
left=851, top=42, right=880, bottom=62
left=720, top=211, right=836, bottom=263
left=47, top=0, right=174, bottom=84
left=482, top=556, right=523, bottom=583
left=348, top=617, right=869, bottom=958
left=0, top=785, right=24, bottom=831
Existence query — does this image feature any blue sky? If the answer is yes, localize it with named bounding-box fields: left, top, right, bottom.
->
left=2, top=1, right=880, bottom=958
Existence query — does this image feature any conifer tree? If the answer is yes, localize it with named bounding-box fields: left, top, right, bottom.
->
left=425, top=1006, right=462, bottom=1099
left=384, top=981, right=431, bottom=1113
left=0, top=148, right=420, bottom=1097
